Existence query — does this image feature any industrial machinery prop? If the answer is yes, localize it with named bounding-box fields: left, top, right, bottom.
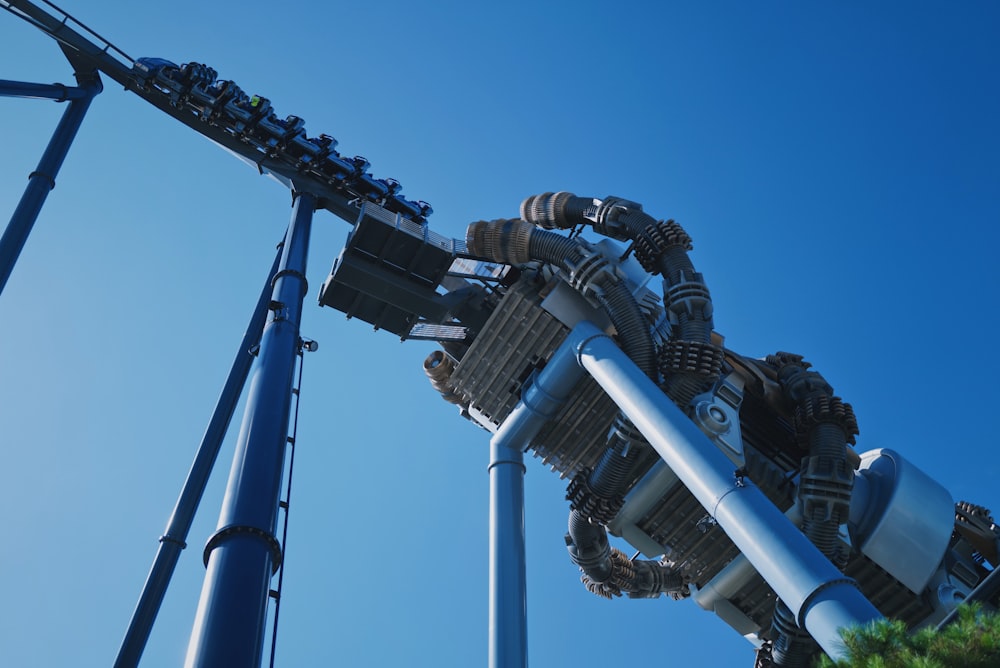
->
left=2, top=2, right=997, bottom=666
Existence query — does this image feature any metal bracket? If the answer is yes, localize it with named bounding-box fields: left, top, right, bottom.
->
left=691, top=372, right=746, bottom=465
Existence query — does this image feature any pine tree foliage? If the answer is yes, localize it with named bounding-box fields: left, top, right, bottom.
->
left=816, top=604, right=1000, bottom=668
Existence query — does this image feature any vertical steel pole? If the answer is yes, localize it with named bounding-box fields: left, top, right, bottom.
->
left=113, top=246, right=283, bottom=668
left=185, top=192, right=315, bottom=667
left=0, top=79, right=100, bottom=296
left=488, top=442, right=528, bottom=668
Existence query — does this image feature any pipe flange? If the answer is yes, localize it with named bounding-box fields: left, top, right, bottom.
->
left=271, top=268, right=309, bottom=297
left=794, top=395, right=859, bottom=445
left=795, top=578, right=862, bottom=628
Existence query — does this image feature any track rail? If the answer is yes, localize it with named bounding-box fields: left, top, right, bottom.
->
left=2, top=0, right=431, bottom=226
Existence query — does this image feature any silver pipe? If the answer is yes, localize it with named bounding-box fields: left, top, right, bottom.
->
left=568, top=321, right=881, bottom=660
left=486, top=331, right=587, bottom=667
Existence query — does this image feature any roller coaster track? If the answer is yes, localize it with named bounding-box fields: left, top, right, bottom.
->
left=1, top=0, right=434, bottom=228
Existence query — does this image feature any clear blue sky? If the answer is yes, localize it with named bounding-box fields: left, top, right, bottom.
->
left=1, top=1, right=998, bottom=666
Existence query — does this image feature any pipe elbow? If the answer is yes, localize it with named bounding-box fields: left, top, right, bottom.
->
left=565, top=514, right=613, bottom=580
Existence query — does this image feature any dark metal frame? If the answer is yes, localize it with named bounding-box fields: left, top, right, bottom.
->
left=0, top=74, right=100, bottom=295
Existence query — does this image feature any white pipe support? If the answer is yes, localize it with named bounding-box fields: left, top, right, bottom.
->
left=485, top=331, right=589, bottom=668
left=568, top=320, right=881, bottom=660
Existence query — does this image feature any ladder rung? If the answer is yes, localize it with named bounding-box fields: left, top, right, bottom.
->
left=269, top=589, right=280, bottom=600
left=279, top=500, right=288, bottom=510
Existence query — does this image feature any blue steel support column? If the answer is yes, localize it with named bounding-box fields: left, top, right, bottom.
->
left=114, top=246, right=283, bottom=668
left=488, top=442, right=527, bottom=668
left=0, top=78, right=100, bottom=296
left=185, top=192, right=315, bottom=668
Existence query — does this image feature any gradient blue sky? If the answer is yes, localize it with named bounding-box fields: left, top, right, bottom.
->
left=1, top=1, right=998, bottom=666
